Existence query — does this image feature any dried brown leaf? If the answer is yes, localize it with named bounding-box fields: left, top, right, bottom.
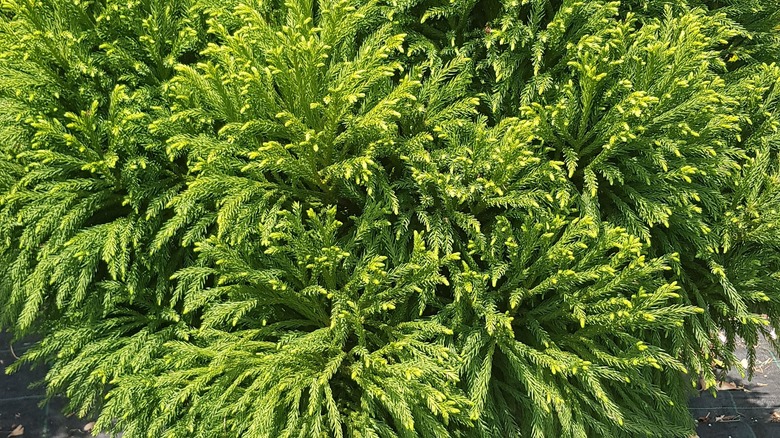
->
left=698, top=375, right=707, bottom=391
left=7, top=425, right=23, bottom=437
left=716, top=380, right=742, bottom=391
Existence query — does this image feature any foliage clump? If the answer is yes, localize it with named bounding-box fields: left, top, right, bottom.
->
left=1, top=0, right=779, bottom=436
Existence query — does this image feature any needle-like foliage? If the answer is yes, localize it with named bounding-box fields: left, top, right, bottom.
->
left=1, top=0, right=780, bottom=437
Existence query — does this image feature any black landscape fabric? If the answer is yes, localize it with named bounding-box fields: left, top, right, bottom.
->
left=0, top=331, right=110, bottom=438
left=686, top=337, right=780, bottom=438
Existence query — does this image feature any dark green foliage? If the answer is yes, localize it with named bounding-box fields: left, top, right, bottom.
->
left=1, top=0, right=780, bottom=437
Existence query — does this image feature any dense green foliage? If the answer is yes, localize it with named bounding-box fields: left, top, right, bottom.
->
left=1, top=0, right=779, bottom=436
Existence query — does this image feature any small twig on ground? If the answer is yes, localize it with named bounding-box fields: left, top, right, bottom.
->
left=8, top=342, right=19, bottom=360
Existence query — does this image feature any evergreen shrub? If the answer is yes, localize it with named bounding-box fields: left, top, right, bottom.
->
left=1, top=0, right=779, bottom=436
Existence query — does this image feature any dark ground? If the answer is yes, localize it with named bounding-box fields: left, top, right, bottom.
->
left=3, top=331, right=780, bottom=437
left=0, top=332, right=109, bottom=438
left=689, top=336, right=780, bottom=438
